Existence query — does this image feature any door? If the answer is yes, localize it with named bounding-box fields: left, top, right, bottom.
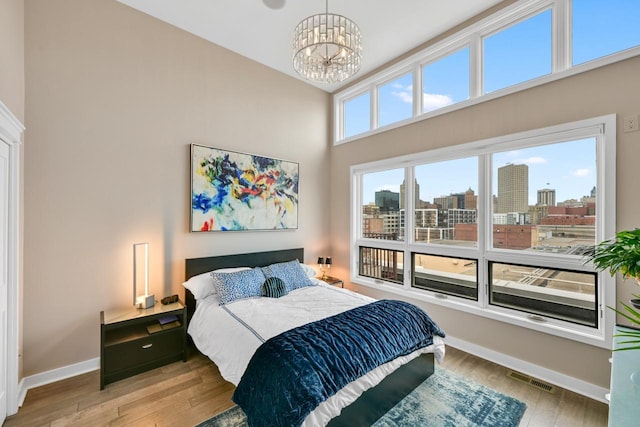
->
left=0, top=141, right=9, bottom=423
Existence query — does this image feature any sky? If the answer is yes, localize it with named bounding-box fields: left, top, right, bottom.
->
left=357, top=0, right=639, bottom=205
left=363, top=138, right=596, bottom=206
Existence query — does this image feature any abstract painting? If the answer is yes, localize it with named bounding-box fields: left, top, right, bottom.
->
left=190, top=144, right=299, bottom=232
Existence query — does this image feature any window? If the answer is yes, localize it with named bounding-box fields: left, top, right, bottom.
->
left=414, top=157, right=478, bottom=246
left=412, top=253, right=478, bottom=300
left=483, top=9, right=552, bottom=93
left=489, top=261, right=597, bottom=327
left=361, top=168, right=405, bottom=241
left=378, top=72, right=413, bottom=128
left=335, top=0, right=640, bottom=144
left=422, top=47, right=470, bottom=113
left=344, top=92, right=370, bottom=139
left=359, top=247, right=403, bottom=284
left=491, top=138, right=597, bottom=251
left=351, top=115, right=616, bottom=347
left=572, top=0, right=640, bottom=66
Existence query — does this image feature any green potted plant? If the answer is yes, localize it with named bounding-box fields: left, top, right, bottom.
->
left=584, top=228, right=640, bottom=351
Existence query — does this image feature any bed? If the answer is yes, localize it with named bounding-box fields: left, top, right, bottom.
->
left=184, top=248, right=445, bottom=427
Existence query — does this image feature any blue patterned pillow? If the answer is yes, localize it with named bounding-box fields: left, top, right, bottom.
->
left=212, top=268, right=266, bottom=305
left=261, top=260, right=313, bottom=292
left=262, top=277, right=288, bottom=298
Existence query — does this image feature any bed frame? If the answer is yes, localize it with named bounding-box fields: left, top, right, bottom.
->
left=184, top=248, right=435, bottom=426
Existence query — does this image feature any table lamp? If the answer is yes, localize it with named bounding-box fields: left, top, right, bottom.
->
left=133, top=242, right=155, bottom=309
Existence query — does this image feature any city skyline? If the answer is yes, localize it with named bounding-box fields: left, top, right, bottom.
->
left=363, top=137, right=596, bottom=208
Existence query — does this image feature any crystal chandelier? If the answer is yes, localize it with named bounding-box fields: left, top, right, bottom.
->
left=292, top=0, right=362, bottom=83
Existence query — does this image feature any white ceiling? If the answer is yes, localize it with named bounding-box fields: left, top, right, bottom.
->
left=116, top=0, right=503, bottom=93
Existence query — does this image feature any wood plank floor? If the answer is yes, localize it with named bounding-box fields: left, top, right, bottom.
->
left=5, top=346, right=608, bottom=426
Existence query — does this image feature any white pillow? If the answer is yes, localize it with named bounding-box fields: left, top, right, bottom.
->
left=182, top=267, right=250, bottom=300
left=299, top=263, right=318, bottom=279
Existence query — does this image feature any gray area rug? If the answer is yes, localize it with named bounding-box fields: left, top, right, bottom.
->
left=196, top=367, right=526, bottom=427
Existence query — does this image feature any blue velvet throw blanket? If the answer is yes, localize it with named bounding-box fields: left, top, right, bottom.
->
left=232, top=300, right=446, bottom=427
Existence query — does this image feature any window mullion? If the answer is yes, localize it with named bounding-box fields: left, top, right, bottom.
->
left=370, top=84, right=378, bottom=131
left=413, top=64, right=422, bottom=117
left=405, top=167, right=416, bottom=289
left=477, top=153, right=490, bottom=307
left=554, top=0, right=571, bottom=72
left=469, top=34, right=482, bottom=98
left=352, top=171, right=363, bottom=243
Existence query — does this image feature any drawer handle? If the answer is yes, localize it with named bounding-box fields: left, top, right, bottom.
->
left=142, top=343, right=153, bottom=349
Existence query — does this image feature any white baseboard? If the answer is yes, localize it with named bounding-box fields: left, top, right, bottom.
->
left=446, top=335, right=610, bottom=404
left=15, top=337, right=610, bottom=408
left=17, top=358, right=99, bottom=407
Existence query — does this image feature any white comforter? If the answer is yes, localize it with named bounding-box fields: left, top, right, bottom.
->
left=188, top=279, right=446, bottom=426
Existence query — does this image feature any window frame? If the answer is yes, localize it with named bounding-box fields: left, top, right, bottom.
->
left=334, top=0, right=639, bottom=144
left=350, top=115, right=616, bottom=348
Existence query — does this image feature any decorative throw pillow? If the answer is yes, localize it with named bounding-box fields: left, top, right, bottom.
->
left=212, top=267, right=266, bottom=305
left=182, top=267, right=251, bottom=301
left=261, top=277, right=288, bottom=298
left=261, top=259, right=314, bottom=292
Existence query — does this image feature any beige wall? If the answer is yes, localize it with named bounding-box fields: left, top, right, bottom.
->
left=0, top=0, right=25, bottom=123
left=23, top=0, right=329, bottom=376
left=329, top=55, right=640, bottom=389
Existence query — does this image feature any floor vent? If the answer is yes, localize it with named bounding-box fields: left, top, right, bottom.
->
left=507, top=370, right=556, bottom=394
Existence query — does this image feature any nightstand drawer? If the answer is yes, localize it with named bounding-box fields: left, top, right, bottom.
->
left=103, top=329, right=183, bottom=373
left=100, top=302, right=187, bottom=389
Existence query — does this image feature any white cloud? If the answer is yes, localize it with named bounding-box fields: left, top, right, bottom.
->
left=393, top=90, right=413, bottom=104
left=523, top=156, right=547, bottom=165
left=503, top=150, right=522, bottom=158
left=505, top=155, right=547, bottom=165
left=572, top=168, right=591, bottom=177
left=390, top=83, right=414, bottom=104
left=423, top=93, right=454, bottom=112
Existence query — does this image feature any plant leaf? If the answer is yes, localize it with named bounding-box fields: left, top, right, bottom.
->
left=614, top=346, right=640, bottom=351
left=607, top=305, right=640, bottom=326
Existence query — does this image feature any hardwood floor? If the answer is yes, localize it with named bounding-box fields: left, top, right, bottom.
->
left=5, top=346, right=608, bottom=426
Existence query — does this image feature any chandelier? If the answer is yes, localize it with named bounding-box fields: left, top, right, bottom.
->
left=292, top=0, right=362, bottom=83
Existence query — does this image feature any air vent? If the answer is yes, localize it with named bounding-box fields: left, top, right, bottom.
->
left=507, top=370, right=556, bottom=394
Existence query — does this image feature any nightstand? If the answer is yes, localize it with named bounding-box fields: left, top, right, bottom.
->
left=100, top=301, right=187, bottom=389
left=318, top=275, right=344, bottom=288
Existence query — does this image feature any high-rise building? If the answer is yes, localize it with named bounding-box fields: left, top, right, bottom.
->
left=375, top=189, right=400, bottom=212
left=448, top=209, right=477, bottom=227
left=433, top=195, right=459, bottom=210
left=362, top=203, right=380, bottom=216
left=537, top=188, right=556, bottom=206
left=399, top=179, right=420, bottom=209
left=464, top=187, right=477, bottom=209
left=496, top=164, right=528, bottom=213
left=451, top=192, right=466, bottom=209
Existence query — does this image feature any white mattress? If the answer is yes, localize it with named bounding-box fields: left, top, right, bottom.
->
left=188, top=279, right=445, bottom=426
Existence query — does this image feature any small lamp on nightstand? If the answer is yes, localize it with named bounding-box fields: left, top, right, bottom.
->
left=133, top=242, right=155, bottom=309
left=317, top=256, right=332, bottom=280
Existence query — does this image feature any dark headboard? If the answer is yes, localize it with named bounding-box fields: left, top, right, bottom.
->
left=184, top=248, right=304, bottom=324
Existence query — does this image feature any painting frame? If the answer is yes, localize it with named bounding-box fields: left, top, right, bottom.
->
left=190, top=144, right=299, bottom=232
